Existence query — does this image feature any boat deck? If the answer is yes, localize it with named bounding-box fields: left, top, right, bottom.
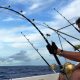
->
left=12, top=73, right=59, bottom=80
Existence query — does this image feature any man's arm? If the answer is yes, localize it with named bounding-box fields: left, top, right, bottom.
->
left=57, top=49, right=80, bottom=62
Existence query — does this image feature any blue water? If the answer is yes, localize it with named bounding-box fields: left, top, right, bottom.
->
left=0, top=66, right=55, bottom=80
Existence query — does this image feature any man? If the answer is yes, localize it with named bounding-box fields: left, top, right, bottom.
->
left=47, top=18, right=80, bottom=80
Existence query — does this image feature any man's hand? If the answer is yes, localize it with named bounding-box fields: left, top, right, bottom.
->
left=46, top=42, right=58, bottom=54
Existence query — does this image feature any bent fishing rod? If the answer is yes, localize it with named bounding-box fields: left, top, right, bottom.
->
left=54, top=8, right=80, bottom=33
left=21, top=32, right=56, bottom=72
left=0, top=6, right=63, bottom=70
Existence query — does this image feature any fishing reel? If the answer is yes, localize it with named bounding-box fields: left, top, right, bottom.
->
left=50, top=64, right=57, bottom=70
left=63, top=62, right=75, bottom=76
left=50, top=62, right=75, bottom=75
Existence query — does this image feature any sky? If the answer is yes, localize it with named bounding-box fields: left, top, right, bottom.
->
left=0, top=0, right=80, bottom=66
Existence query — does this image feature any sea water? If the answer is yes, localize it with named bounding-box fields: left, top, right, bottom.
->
left=0, top=66, right=56, bottom=80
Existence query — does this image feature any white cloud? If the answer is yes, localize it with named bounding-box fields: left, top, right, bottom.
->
left=11, top=43, right=26, bottom=48
left=21, top=11, right=26, bottom=15
left=29, top=4, right=40, bottom=10
left=2, top=17, right=21, bottom=22
left=0, top=50, right=45, bottom=66
left=0, top=42, right=4, bottom=49
left=3, top=17, right=14, bottom=21
left=0, top=0, right=80, bottom=66
left=27, top=0, right=55, bottom=14
left=55, top=0, right=80, bottom=20
left=0, top=25, right=47, bottom=49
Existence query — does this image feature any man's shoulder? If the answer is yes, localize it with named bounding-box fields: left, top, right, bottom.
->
left=74, top=63, right=80, bottom=70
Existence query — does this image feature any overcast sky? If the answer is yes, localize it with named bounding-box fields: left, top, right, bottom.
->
left=0, top=0, right=80, bottom=66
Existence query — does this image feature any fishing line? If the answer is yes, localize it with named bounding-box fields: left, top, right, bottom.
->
left=43, top=23, right=80, bottom=41
left=32, top=20, right=80, bottom=41
left=57, top=23, right=75, bottom=31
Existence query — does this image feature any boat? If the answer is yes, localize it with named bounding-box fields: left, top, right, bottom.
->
left=12, top=73, right=59, bottom=80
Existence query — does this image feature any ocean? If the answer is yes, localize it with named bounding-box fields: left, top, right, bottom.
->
left=0, top=66, right=55, bottom=80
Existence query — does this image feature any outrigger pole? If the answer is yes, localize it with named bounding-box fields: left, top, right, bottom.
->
left=54, top=8, right=80, bottom=33
left=21, top=32, right=56, bottom=72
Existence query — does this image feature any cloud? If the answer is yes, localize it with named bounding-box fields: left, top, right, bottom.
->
left=0, top=26, right=42, bottom=48
left=3, top=17, right=15, bottom=21
left=0, top=50, right=45, bottom=66
left=9, top=51, right=30, bottom=61
left=2, top=17, right=21, bottom=22
left=0, top=57, right=6, bottom=62
left=27, top=0, right=55, bottom=15
left=47, top=0, right=80, bottom=31
left=21, top=11, right=26, bottom=15
left=0, top=0, right=79, bottom=66
left=0, top=43, right=4, bottom=49
left=54, top=0, right=80, bottom=20
left=0, top=51, right=31, bottom=65
left=29, top=4, right=40, bottom=11
left=0, top=23, right=55, bottom=49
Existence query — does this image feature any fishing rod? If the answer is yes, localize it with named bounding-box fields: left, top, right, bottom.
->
left=21, top=32, right=56, bottom=72
left=0, top=6, right=63, bottom=70
left=0, top=6, right=70, bottom=80
left=44, top=23, right=80, bottom=52
left=54, top=8, right=80, bottom=33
